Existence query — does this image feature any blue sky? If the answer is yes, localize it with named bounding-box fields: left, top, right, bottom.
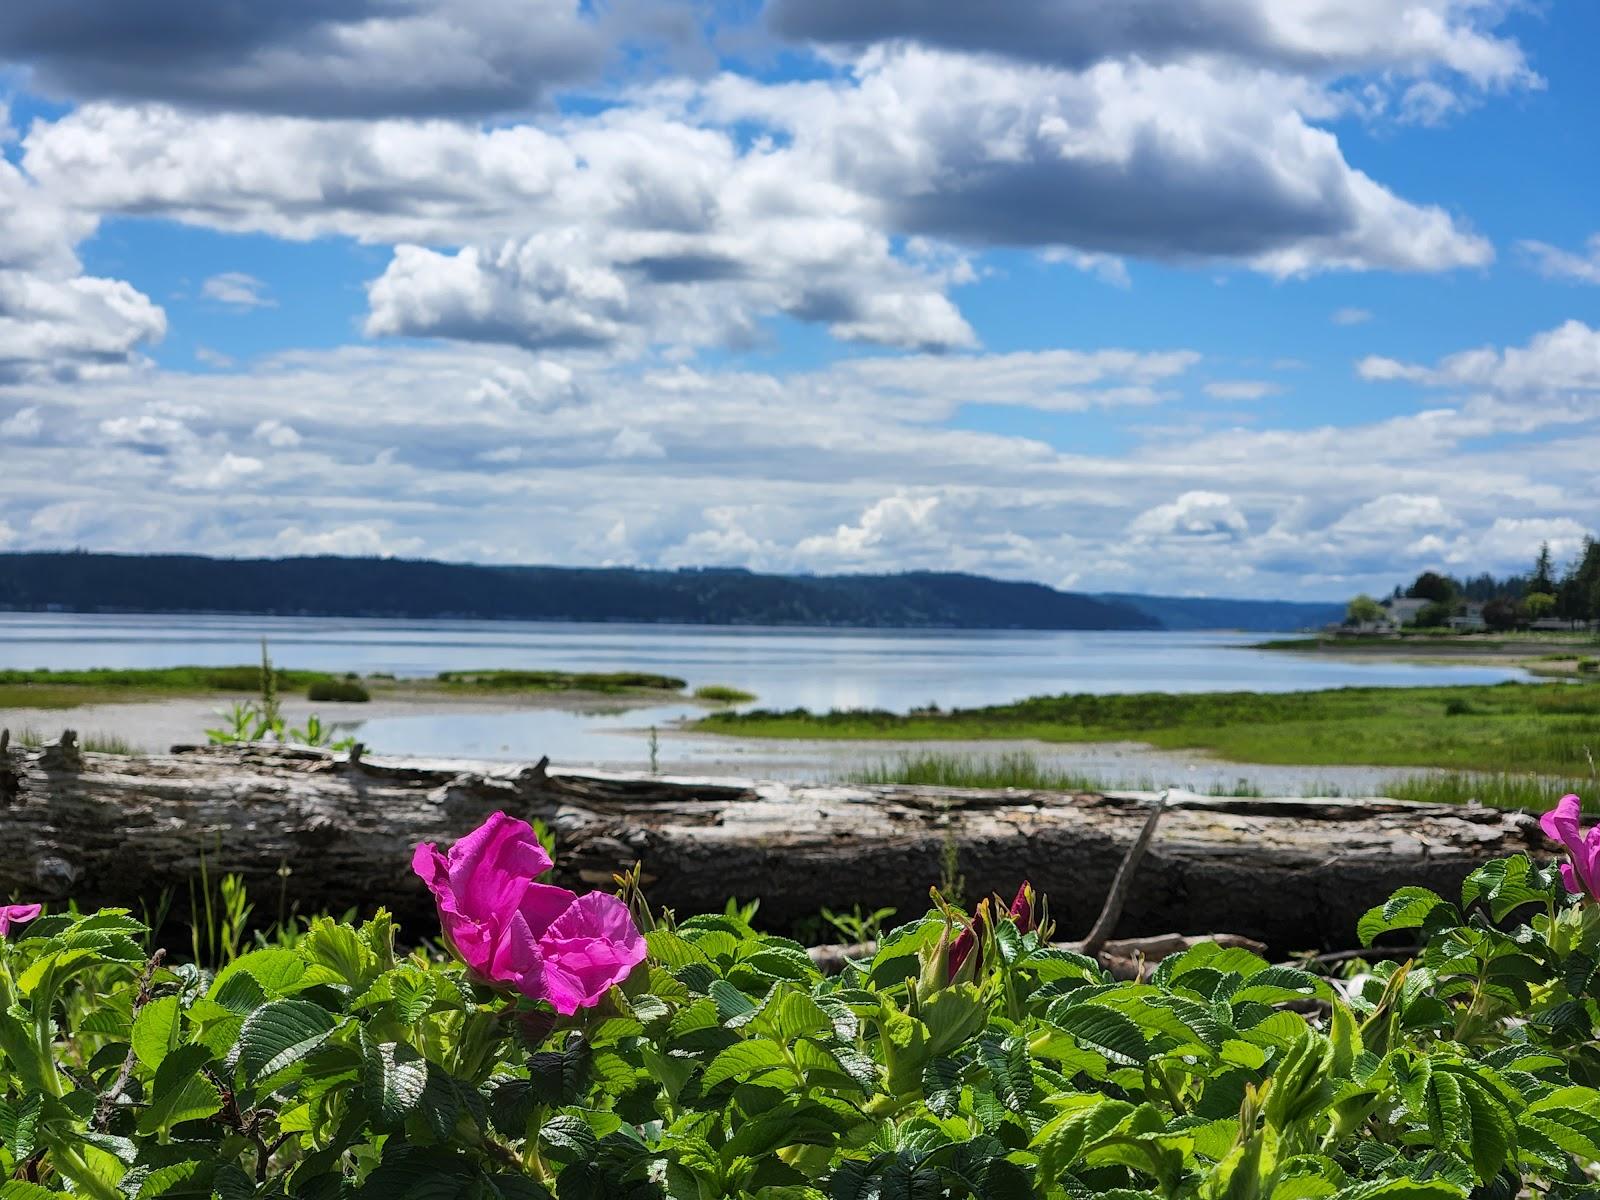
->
left=1, top=1, right=1597, bottom=599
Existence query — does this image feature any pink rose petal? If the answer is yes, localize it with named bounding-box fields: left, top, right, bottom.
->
left=412, top=813, right=644, bottom=1011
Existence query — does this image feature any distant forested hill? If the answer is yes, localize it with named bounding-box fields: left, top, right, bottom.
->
left=1100, top=593, right=1344, bottom=632
left=0, top=553, right=1342, bottom=632
left=0, top=552, right=1160, bottom=630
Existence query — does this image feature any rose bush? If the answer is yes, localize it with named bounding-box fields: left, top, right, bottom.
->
left=0, top=801, right=1594, bottom=1197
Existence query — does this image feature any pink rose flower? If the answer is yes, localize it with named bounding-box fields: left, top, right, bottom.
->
left=412, top=812, right=646, bottom=1015
left=0, top=904, right=41, bottom=938
left=1540, top=794, right=1600, bottom=901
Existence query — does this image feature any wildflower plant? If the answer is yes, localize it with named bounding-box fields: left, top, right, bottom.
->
left=0, top=803, right=1597, bottom=1196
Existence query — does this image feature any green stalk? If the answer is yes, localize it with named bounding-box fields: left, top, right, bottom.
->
left=50, top=1144, right=125, bottom=1200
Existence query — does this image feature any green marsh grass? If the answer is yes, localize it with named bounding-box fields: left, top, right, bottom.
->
left=693, top=684, right=757, bottom=704
left=0, top=665, right=339, bottom=710
left=433, top=669, right=686, bottom=693
left=306, top=678, right=371, bottom=703
left=1381, top=772, right=1595, bottom=811
left=843, top=749, right=1592, bottom=813
left=847, top=750, right=1123, bottom=792
left=11, top=726, right=134, bottom=754
left=0, top=665, right=334, bottom=691
left=705, top=681, right=1600, bottom=779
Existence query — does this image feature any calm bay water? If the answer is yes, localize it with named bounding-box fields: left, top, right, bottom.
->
left=0, top=612, right=1524, bottom=710
left=0, top=612, right=1528, bottom=778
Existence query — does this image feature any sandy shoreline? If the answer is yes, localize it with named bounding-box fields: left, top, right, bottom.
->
left=1260, top=635, right=1596, bottom=677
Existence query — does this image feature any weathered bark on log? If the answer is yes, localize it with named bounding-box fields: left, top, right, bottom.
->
left=0, top=741, right=1546, bottom=951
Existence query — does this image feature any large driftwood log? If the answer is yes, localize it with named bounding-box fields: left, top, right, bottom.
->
left=0, top=741, right=1547, bottom=950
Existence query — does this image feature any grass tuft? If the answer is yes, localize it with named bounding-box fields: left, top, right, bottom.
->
left=433, top=669, right=686, bottom=694
left=306, top=679, right=371, bottom=703
left=693, top=684, right=756, bottom=704
left=10, top=726, right=133, bottom=754
left=848, top=750, right=1108, bottom=792
left=1381, top=772, right=1594, bottom=811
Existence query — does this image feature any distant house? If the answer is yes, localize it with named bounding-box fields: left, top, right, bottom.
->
left=1448, top=603, right=1486, bottom=632
left=1381, top=597, right=1430, bottom=628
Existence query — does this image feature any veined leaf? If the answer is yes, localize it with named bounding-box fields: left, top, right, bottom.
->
left=922, top=1056, right=963, bottom=1118
left=978, top=1035, right=1034, bottom=1114
left=235, top=999, right=338, bottom=1082
left=538, top=1114, right=597, bottom=1165
left=0, top=1184, right=59, bottom=1200
left=1454, top=1073, right=1513, bottom=1183
left=1423, top=1071, right=1467, bottom=1148
left=136, top=1045, right=221, bottom=1134
left=360, top=1034, right=428, bottom=1127
left=702, top=1039, right=794, bottom=1089
left=131, top=995, right=182, bottom=1069
left=1031, top=1096, right=1136, bottom=1175
left=1059, top=1004, right=1149, bottom=1066
left=1331, top=1179, right=1467, bottom=1200
left=1460, top=855, right=1554, bottom=920
left=0, top=1093, right=41, bottom=1160
left=212, top=948, right=306, bottom=998
left=527, top=1037, right=590, bottom=1105
left=759, top=990, right=833, bottom=1043
left=709, top=978, right=760, bottom=1025
left=1357, top=889, right=1453, bottom=947
left=1233, top=967, right=1331, bottom=1005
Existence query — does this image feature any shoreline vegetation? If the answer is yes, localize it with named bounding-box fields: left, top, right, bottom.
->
left=0, top=664, right=749, bottom=711
left=842, top=748, right=1593, bottom=811
left=697, top=679, right=1600, bottom=783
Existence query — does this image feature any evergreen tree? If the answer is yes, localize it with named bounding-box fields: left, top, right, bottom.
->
left=1557, top=538, right=1600, bottom=623
left=1531, top=542, right=1557, bottom=595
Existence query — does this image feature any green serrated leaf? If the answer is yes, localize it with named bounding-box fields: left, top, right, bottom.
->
left=235, top=999, right=338, bottom=1082
left=539, top=1113, right=597, bottom=1165
left=1424, top=1070, right=1467, bottom=1148
left=1358, top=888, right=1450, bottom=947
left=527, top=1038, right=590, bottom=1105
left=137, top=1044, right=222, bottom=1134
left=702, top=1039, right=793, bottom=1090
left=131, top=995, right=182, bottom=1070
left=135, top=1158, right=209, bottom=1199
left=1233, top=967, right=1330, bottom=1006
left=211, top=1164, right=256, bottom=1200
left=760, top=991, right=833, bottom=1043
left=212, top=948, right=306, bottom=998
left=0, top=1093, right=42, bottom=1160
left=978, top=1035, right=1035, bottom=1114
left=922, top=1056, right=963, bottom=1118
left=1060, top=1003, right=1150, bottom=1065
left=709, top=978, right=759, bottom=1024
left=390, top=971, right=437, bottom=1024
left=361, top=1035, right=428, bottom=1127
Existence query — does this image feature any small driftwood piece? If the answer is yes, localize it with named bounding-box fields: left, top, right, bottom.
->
left=1078, top=792, right=1167, bottom=958
left=0, top=744, right=1544, bottom=950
